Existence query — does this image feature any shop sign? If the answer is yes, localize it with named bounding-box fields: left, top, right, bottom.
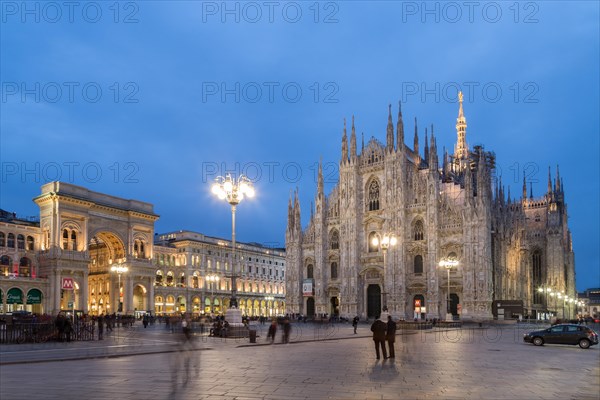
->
left=27, top=289, right=42, bottom=304
left=7, top=288, right=23, bottom=304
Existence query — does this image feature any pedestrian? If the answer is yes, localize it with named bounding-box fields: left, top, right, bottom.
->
left=386, top=315, right=397, bottom=358
left=143, top=314, right=149, bottom=328
left=97, top=314, right=104, bottom=340
left=282, top=318, right=291, bottom=343
left=352, top=315, right=359, bottom=334
left=370, top=315, right=387, bottom=360
left=64, top=316, right=73, bottom=342
left=55, top=314, right=65, bottom=342
left=267, top=319, right=277, bottom=343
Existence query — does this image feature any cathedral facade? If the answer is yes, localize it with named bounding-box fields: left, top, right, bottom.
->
left=285, top=94, right=576, bottom=321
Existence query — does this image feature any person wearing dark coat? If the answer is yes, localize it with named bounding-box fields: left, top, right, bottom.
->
left=386, top=315, right=397, bottom=358
left=370, top=316, right=387, bottom=360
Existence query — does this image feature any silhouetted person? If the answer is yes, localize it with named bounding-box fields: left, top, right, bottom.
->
left=386, top=315, right=397, bottom=358
left=371, top=315, right=387, bottom=360
left=352, top=316, right=359, bottom=334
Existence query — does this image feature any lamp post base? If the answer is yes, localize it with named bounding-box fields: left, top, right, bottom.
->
left=225, top=307, right=248, bottom=338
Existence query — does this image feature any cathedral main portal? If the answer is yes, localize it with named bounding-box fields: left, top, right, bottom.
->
left=367, top=284, right=381, bottom=318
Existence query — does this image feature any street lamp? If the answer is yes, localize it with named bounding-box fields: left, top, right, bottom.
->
left=211, top=174, right=255, bottom=336
left=371, top=232, right=397, bottom=312
left=111, top=264, right=128, bottom=313
left=206, top=274, right=220, bottom=314
left=439, top=257, right=459, bottom=321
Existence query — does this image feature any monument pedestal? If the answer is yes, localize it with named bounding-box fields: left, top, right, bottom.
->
left=225, top=307, right=248, bottom=338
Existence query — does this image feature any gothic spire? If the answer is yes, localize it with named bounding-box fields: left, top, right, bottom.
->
left=547, top=166, right=553, bottom=194
left=287, top=191, right=294, bottom=230
left=350, top=115, right=357, bottom=159
left=317, top=158, right=324, bottom=197
left=341, top=118, right=348, bottom=164
left=507, top=186, right=511, bottom=204
left=522, top=172, right=527, bottom=199
left=555, top=164, right=561, bottom=192
left=413, top=117, right=419, bottom=159
left=396, top=101, right=404, bottom=150
left=386, top=104, right=394, bottom=152
left=529, top=182, right=533, bottom=199
left=454, top=91, right=468, bottom=159
left=294, top=189, right=301, bottom=230
left=424, top=128, right=429, bottom=164
left=429, top=125, right=438, bottom=170
left=361, top=132, right=364, bottom=152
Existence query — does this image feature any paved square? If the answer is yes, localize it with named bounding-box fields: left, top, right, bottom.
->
left=1, top=323, right=599, bottom=399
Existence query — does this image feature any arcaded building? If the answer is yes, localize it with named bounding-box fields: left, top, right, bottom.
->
left=0, top=182, right=285, bottom=317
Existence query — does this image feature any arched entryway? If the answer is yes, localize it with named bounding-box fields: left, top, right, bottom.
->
left=330, top=296, right=339, bottom=316
left=367, top=284, right=381, bottom=318
left=133, top=285, right=147, bottom=313
left=413, top=294, right=425, bottom=320
left=450, top=293, right=459, bottom=317
left=306, top=297, right=315, bottom=317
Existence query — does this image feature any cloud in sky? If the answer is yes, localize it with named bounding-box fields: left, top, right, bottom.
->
left=1, top=1, right=598, bottom=290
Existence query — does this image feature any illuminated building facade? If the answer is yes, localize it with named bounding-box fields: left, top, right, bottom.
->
left=285, top=95, right=576, bottom=320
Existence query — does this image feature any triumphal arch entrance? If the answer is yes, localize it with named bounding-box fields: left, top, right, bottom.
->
left=34, top=182, right=159, bottom=315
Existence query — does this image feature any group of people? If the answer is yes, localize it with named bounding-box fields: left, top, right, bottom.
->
left=267, top=318, right=291, bottom=343
left=370, top=314, right=397, bottom=360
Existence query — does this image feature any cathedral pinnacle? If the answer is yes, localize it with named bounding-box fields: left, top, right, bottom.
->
left=413, top=117, right=419, bottom=160
left=397, top=101, right=404, bottom=150
left=350, top=115, right=357, bottom=159
left=424, top=128, right=429, bottom=164
left=522, top=172, right=527, bottom=199
left=341, top=118, right=348, bottom=164
left=454, top=91, right=468, bottom=159
left=386, top=104, right=394, bottom=152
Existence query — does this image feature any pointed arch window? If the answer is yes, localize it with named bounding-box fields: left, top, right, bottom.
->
left=367, top=180, right=380, bottom=211
left=307, top=264, right=314, bottom=279
left=330, top=230, right=340, bottom=250
left=414, top=255, right=423, bottom=274
left=413, top=220, right=424, bottom=241
left=368, top=232, right=379, bottom=253
left=532, top=250, right=543, bottom=304
left=331, top=262, right=338, bottom=279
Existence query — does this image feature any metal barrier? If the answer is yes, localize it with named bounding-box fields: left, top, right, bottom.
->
left=0, top=321, right=95, bottom=344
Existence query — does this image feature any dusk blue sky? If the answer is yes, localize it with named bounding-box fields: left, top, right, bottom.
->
left=1, top=1, right=598, bottom=291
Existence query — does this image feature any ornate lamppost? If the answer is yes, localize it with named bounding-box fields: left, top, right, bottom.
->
left=439, top=257, right=459, bottom=321
left=371, top=232, right=397, bottom=313
left=111, top=264, right=128, bottom=313
left=211, top=174, right=255, bottom=336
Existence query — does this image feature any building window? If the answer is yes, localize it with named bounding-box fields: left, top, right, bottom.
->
left=368, top=232, right=379, bottom=253
left=307, top=264, right=314, bottom=279
left=367, top=179, right=380, bottom=211
left=26, top=236, right=34, bottom=251
left=413, top=220, right=424, bottom=241
left=532, top=250, right=543, bottom=304
left=17, top=234, right=25, bottom=250
left=414, top=255, right=423, bottom=274
left=7, top=233, right=15, bottom=248
left=331, top=262, right=338, bottom=279
left=0, top=232, right=5, bottom=247
left=330, top=230, right=340, bottom=250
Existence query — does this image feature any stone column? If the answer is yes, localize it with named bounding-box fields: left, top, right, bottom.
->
left=81, top=271, right=89, bottom=314
left=148, top=277, right=155, bottom=314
